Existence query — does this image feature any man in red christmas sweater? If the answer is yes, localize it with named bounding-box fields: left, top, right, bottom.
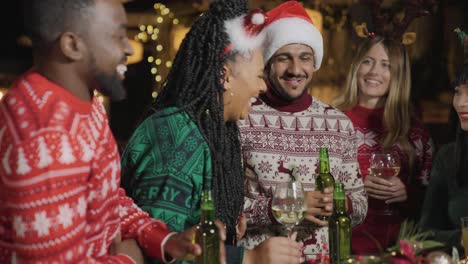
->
left=0, top=0, right=202, bottom=263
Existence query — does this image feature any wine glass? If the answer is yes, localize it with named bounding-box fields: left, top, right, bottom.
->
left=369, top=152, right=400, bottom=215
left=271, top=180, right=306, bottom=236
left=461, top=217, right=468, bottom=259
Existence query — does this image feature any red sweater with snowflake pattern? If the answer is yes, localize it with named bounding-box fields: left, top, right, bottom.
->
left=0, top=71, right=172, bottom=263
left=344, top=105, right=433, bottom=253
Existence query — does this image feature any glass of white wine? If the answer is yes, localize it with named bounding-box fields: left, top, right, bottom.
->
left=369, top=152, right=400, bottom=215
left=461, top=216, right=468, bottom=259
left=271, top=180, right=306, bottom=236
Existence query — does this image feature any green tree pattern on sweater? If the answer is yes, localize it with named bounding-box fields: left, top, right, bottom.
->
left=121, top=108, right=212, bottom=264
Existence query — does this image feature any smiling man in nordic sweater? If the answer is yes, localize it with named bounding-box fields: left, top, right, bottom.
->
left=238, top=1, right=367, bottom=262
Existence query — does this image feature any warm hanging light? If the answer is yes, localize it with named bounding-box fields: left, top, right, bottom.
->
left=305, top=8, right=323, bottom=33
left=17, top=35, right=32, bottom=47
left=135, top=1, right=183, bottom=99
left=171, top=24, right=190, bottom=51
left=0, top=88, right=8, bottom=101
left=127, top=39, right=144, bottom=64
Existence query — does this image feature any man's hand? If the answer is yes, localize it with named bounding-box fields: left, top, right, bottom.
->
left=165, top=221, right=227, bottom=263
left=243, top=232, right=302, bottom=264
left=109, top=232, right=122, bottom=255
left=364, top=175, right=407, bottom=203
left=164, top=226, right=201, bottom=261
left=304, top=188, right=333, bottom=226
left=114, top=239, right=145, bottom=264
left=236, top=213, right=247, bottom=241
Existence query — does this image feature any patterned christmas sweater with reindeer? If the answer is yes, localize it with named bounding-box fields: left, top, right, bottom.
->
left=0, top=71, right=173, bottom=263
left=238, top=92, right=367, bottom=261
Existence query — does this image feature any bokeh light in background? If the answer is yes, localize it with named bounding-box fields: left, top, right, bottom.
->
left=134, top=2, right=187, bottom=100
left=127, top=39, right=144, bottom=64
left=0, top=88, right=7, bottom=101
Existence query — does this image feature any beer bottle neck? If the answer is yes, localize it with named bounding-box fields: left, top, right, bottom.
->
left=333, top=183, right=347, bottom=213
left=333, top=198, right=347, bottom=213
left=319, top=148, right=330, bottom=174
left=201, top=190, right=215, bottom=221
left=319, top=160, right=330, bottom=174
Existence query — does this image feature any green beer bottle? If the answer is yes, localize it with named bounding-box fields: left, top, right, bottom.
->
left=195, top=190, right=219, bottom=264
left=328, top=182, right=351, bottom=264
left=315, top=147, right=335, bottom=221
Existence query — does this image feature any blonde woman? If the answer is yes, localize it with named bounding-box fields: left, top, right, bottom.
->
left=333, top=36, right=433, bottom=254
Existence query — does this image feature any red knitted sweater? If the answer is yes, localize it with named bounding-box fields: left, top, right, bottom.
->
left=345, top=105, right=433, bottom=254
left=0, top=71, right=172, bottom=263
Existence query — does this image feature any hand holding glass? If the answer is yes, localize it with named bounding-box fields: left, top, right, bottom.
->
left=369, top=152, right=400, bottom=215
left=271, top=180, right=306, bottom=236
left=369, top=152, right=400, bottom=180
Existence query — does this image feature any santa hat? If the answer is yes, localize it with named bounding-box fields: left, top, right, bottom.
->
left=263, top=1, right=323, bottom=69
left=224, top=9, right=268, bottom=55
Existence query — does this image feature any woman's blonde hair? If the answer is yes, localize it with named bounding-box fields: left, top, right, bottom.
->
left=333, top=36, right=415, bottom=167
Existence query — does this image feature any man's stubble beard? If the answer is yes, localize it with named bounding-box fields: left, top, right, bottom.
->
left=267, top=73, right=313, bottom=102
left=90, top=55, right=127, bottom=102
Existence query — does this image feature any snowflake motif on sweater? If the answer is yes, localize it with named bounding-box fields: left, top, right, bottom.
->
left=344, top=105, right=433, bottom=253
left=344, top=105, right=433, bottom=186
left=0, top=71, right=172, bottom=263
left=238, top=97, right=367, bottom=261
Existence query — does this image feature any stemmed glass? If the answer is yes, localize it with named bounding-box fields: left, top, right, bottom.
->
left=369, top=152, right=401, bottom=215
left=461, top=217, right=468, bottom=259
left=271, top=179, right=306, bottom=236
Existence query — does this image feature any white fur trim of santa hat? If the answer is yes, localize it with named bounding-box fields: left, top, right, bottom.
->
left=224, top=15, right=266, bottom=55
left=263, top=17, right=323, bottom=69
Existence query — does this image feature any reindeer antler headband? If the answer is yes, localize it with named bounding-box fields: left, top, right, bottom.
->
left=454, top=28, right=468, bottom=59
left=354, top=0, right=437, bottom=45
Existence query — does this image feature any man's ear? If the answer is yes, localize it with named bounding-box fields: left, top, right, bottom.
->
left=59, top=32, right=86, bottom=61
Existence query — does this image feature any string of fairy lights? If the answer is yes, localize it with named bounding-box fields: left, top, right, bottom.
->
left=0, top=3, right=181, bottom=103
left=135, top=2, right=180, bottom=99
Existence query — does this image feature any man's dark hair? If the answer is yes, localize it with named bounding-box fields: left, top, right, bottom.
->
left=151, top=0, right=248, bottom=243
left=23, top=0, right=94, bottom=51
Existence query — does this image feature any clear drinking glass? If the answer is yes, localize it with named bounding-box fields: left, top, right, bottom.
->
left=369, top=152, right=400, bottom=215
left=271, top=180, right=306, bottom=236
left=461, top=216, right=468, bottom=257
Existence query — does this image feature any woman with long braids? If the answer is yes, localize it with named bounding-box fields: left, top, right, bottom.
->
left=120, top=0, right=302, bottom=263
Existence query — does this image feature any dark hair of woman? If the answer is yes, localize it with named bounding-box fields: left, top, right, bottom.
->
left=149, top=0, right=248, bottom=243
left=452, top=62, right=468, bottom=189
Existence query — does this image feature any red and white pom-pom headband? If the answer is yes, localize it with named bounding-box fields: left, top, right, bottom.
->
left=223, top=9, right=268, bottom=55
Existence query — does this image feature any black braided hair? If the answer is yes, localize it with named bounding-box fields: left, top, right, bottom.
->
left=151, top=0, right=248, bottom=243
